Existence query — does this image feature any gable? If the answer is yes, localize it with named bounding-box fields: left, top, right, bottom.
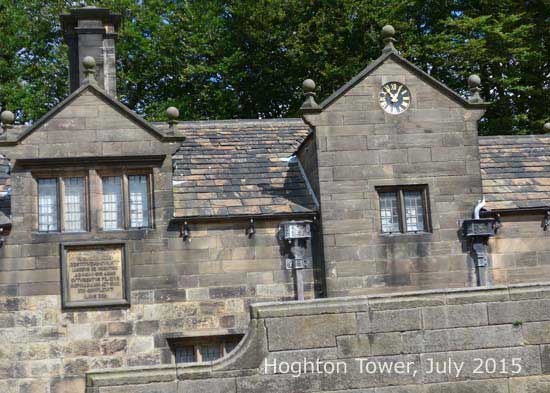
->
left=17, top=87, right=168, bottom=158
left=326, top=58, right=461, bottom=113
left=319, top=52, right=488, bottom=113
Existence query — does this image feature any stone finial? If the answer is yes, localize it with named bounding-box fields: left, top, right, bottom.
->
left=166, top=106, right=180, bottom=128
left=0, top=110, right=14, bottom=132
left=544, top=122, right=550, bottom=133
left=381, top=24, right=398, bottom=54
left=300, top=79, right=320, bottom=111
left=468, top=74, right=483, bottom=104
left=82, top=56, right=97, bottom=85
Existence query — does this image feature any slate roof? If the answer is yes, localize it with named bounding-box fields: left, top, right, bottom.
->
left=169, top=119, right=318, bottom=219
left=480, top=135, right=550, bottom=210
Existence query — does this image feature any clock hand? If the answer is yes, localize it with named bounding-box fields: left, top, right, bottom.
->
left=396, top=85, right=403, bottom=96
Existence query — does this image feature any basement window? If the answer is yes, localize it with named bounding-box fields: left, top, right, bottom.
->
left=377, top=186, right=430, bottom=234
left=170, top=335, right=243, bottom=364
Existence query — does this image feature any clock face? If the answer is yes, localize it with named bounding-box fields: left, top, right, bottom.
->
left=379, top=82, right=411, bottom=114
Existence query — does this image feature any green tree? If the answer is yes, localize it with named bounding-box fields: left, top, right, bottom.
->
left=0, top=0, right=548, bottom=135
left=0, top=0, right=68, bottom=121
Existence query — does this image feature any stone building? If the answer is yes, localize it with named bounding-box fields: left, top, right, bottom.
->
left=2, top=7, right=550, bottom=393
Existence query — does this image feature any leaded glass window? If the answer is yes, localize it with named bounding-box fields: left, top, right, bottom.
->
left=63, top=177, right=86, bottom=232
left=404, top=191, right=425, bottom=232
left=172, top=335, right=243, bottom=364
left=175, top=346, right=195, bottom=363
left=379, top=192, right=400, bottom=233
left=377, top=186, right=430, bottom=234
left=128, top=175, right=149, bottom=228
left=199, top=343, right=221, bottom=361
left=102, top=176, right=123, bottom=230
left=38, top=179, right=58, bottom=232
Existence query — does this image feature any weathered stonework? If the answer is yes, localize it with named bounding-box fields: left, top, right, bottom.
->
left=1, top=8, right=550, bottom=393
left=0, top=88, right=315, bottom=393
left=83, top=282, right=550, bottom=393
left=303, top=56, right=486, bottom=296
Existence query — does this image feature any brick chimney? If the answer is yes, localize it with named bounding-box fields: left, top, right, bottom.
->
left=60, top=7, right=121, bottom=96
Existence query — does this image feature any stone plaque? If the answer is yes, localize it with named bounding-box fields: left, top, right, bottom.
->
left=61, top=242, right=129, bottom=308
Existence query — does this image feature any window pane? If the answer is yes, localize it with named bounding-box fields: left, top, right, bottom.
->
left=102, top=176, right=123, bottom=230
left=199, top=343, right=221, bottom=362
left=129, top=175, right=149, bottom=228
left=175, top=346, right=195, bottom=363
left=224, top=340, right=239, bottom=354
left=38, top=179, right=58, bottom=232
left=404, top=191, right=425, bottom=232
left=379, top=192, right=400, bottom=233
left=63, top=177, right=86, bottom=232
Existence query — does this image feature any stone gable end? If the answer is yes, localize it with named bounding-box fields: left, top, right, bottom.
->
left=306, top=56, right=485, bottom=296
left=20, top=89, right=162, bottom=158
left=324, top=58, right=465, bottom=115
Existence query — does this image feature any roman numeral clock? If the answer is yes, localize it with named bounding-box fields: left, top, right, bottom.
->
left=379, top=82, right=411, bottom=114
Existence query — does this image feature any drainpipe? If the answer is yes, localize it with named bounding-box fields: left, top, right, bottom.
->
left=462, top=197, right=497, bottom=286
left=278, top=221, right=312, bottom=300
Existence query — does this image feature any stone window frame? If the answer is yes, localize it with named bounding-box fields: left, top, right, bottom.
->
left=34, top=171, right=91, bottom=233
left=375, top=185, right=432, bottom=235
left=169, top=334, right=243, bottom=364
left=96, top=168, right=154, bottom=231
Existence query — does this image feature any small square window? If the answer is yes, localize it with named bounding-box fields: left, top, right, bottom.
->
left=175, top=346, right=195, bottom=364
left=37, top=176, right=88, bottom=233
left=199, top=343, right=221, bottom=362
left=377, top=186, right=430, bottom=234
left=100, top=172, right=152, bottom=231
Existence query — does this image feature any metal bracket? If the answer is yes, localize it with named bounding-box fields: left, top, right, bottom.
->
left=475, top=255, right=488, bottom=267
left=493, top=213, right=501, bottom=234
left=543, top=211, right=550, bottom=231
left=285, top=258, right=312, bottom=270
left=180, top=221, right=190, bottom=241
left=247, top=218, right=255, bottom=238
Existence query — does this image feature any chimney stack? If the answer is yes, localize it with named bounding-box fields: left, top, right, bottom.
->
left=60, top=7, right=121, bottom=96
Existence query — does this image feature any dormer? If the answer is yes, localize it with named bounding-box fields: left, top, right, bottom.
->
left=298, top=25, right=490, bottom=296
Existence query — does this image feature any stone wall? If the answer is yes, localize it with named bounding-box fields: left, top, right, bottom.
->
left=303, top=57, right=486, bottom=296
left=296, top=134, right=320, bottom=203
left=0, top=216, right=316, bottom=393
left=0, top=88, right=315, bottom=393
left=85, top=282, right=550, bottom=393
left=489, top=213, right=550, bottom=285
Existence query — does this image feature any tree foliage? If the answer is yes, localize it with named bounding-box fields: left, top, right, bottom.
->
left=0, top=0, right=548, bottom=135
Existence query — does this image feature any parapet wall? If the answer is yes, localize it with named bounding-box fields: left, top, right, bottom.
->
left=87, top=282, right=550, bottom=392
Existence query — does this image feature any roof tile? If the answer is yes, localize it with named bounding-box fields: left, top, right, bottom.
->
left=170, top=119, right=317, bottom=218
left=480, top=135, right=550, bottom=210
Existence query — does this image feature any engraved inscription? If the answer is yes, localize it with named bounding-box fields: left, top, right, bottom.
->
left=66, top=245, right=124, bottom=302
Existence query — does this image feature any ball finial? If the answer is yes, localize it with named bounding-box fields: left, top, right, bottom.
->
left=544, top=123, right=550, bottom=133
left=82, top=56, right=96, bottom=70
left=468, top=74, right=481, bottom=89
left=166, top=106, right=180, bottom=121
left=302, top=79, right=316, bottom=94
left=381, top=25, right=395, bottom=39
left=1, top=111, right=14, bottom=126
